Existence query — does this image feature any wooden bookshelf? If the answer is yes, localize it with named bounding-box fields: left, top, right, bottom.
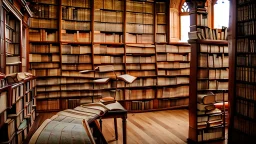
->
left=228, top=0, right=256, bottom=143
left=0, top=76, right=37, bottom=144
left=28, top=0, right=192, bottom=112
left=187, top=0, right=229, bottom=143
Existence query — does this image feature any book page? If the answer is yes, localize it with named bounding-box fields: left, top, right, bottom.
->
left=117, top=74, right=136, bottom=83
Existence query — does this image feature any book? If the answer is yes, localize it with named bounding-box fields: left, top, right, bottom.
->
left=0, top=92, right=7, bottom=114
left=208, top=119, right=223, bottom=127
left=214, top=102, right=229, bottom=109
left=197, top=103, right=215, bottom=111
left=99, top=96, right=116, bottom=105
left=197, top=92, right=215, bottom=104
left=117, top=74, right=137, bottom=83
left=93, top=78, right=110, bottom=84
left=95, top=65, right=114, bottom=72
left=6, top=56, right=21, bottom=65
left=197, top=108, right=222, bottom=115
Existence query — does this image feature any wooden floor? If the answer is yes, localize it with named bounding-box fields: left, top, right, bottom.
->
left=25, top=109, right=227, bottom=144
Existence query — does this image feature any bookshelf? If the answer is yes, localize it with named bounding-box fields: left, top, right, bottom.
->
left=187, top=0, right=229, bottom=143
left=0, top=76, right=37, bottom=144
left=228, top=0, right=256, bottom=143
left=126, top=0, right=154, bottom=44
left=28, top=0, right=192, bottom=112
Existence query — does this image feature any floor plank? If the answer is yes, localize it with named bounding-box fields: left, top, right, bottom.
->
left=25, top=109, right=228, bottom=144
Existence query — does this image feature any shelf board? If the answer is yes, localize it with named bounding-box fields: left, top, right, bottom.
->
left=156, top=83, right=190, bottom=87
left=30, top=1, right=58, bottom=6
left=94, top=21, right=123, bottom=24
left=157, top=96, right=189, bottom=100
left=93, top=42, right=124, bottom=45
left=97, top=8, right=123, bottom=12
left=29, top=41, right=59, bottom=44
left=156, top=52, right=190, bottom=54
left=61, top=41, right=91, bottom=45
left=188, top=39, right=228, bottom=45
left=62, top=19, right=91, bottom=22
left=61, top=5, right=91, bottom=9
left=158, top=67, right=190, bottom=70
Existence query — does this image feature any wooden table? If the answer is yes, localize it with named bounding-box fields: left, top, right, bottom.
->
left=99, top=109, right=127, bottom=144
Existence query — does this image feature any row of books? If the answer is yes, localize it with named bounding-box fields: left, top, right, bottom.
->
left=236, top=83, right=256, bottom=101
left=126, top=24, right=153, bottom=34
left=31, top=0, right=57, bottom=5
left=33, top=4, right=58, bottom=19
left=94, top=32, right=123, bottom=43
left=123, top=89, right=155, bottom=101
left=157, top=77, right=189, bottom=86
left=62, top=0, right=90, bottom=8
left=198, top=54, right=229, bottom=68
left=128, top=100, right=154, bottom=111
left=30, top=18, right=58, bottom=29
left=198, top=69, right=229, bottom=79
left=235, top=67, right=256, bottom=82
left=30, top=69, right=61, bottom=76
left=94, top=10, right=123, bottom=23
left=237, top=4, right=256, bottom=22
left=94, top=55, right=123, bottom=64
left=200, top=44, right=228, bottom=53
left=197, top=81, right=228, bottom=90
left=29, top=54, right=60, bottom=62
left=126, top=33, right=154, bottom=43
left=189, top=27, right=228, bottom=40
left=237, top=54, right=256, bottom=66
left=62, top=55, right=91, bottom=63
left=237, top=21, right=256, bottom=36
left=157, top=86, right=189, bottom=98
left=62, top=45, right=91, bottom=54
left=158, top=98, right=189, bottom=109
left=126, top=63, right=155, bottom=70
left=126, top=56, right=155, bottom=63
left=30, top=63, right=60, bottom=69
left=158, top=69, right=190, bottom=76
left=62, top=7, right=90, bottom=21
left=126, top=0, right=154, bottom=14
left=95, top=0, right=122, bottom=10
left=157, top=53, right=190, bottom=62
left=157, top=62, right=190, bottom=68
left=236, top=98, right=255, bottom=119
left=236, top=39, right=256, bottom=53
left=30, top=44, right=59, bottom=53
left=29, top=29, right=58, bottom=42
left=127, top=13, right=153, bottom=24
left=94, top=45, right=124, bottom=54
left=156, top=45, right=190, bottom=53
left=62, top=21, right=90, bottom=31
left=61, top=31, right=90, bottom=42
left=94, top=22, right=122, bottom=32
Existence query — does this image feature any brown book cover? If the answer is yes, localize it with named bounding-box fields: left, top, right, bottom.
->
left=197, top=92, right=215, bottom=104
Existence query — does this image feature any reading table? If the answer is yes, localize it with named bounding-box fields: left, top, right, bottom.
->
left=99, top=102, right=127, bottom=144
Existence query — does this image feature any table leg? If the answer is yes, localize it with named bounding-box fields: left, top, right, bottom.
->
left=99, top=117, right=102, bottom=131
left=114, top=117, right=118, bottom=140
left=122, top=116, right=127, bottom=144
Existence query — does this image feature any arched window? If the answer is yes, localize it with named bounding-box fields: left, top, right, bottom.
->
left=214, top=0, right=230, bottom=28
left=180, top=2, right=190, bottom=42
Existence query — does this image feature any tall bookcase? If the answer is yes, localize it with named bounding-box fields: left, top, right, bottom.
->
left=187, top=0, right=229, bottom=143
left=228, top=0, right=256, bottom=143
left=28, top=0, right=192, bottom=112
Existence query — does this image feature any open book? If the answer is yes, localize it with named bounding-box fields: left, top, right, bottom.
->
left=117, top=74, right=137, bottom=83
left=82, top=101, right=125, bottom=112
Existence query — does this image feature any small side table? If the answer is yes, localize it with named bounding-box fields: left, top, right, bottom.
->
left=99, top=104, right=127, bottom=144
